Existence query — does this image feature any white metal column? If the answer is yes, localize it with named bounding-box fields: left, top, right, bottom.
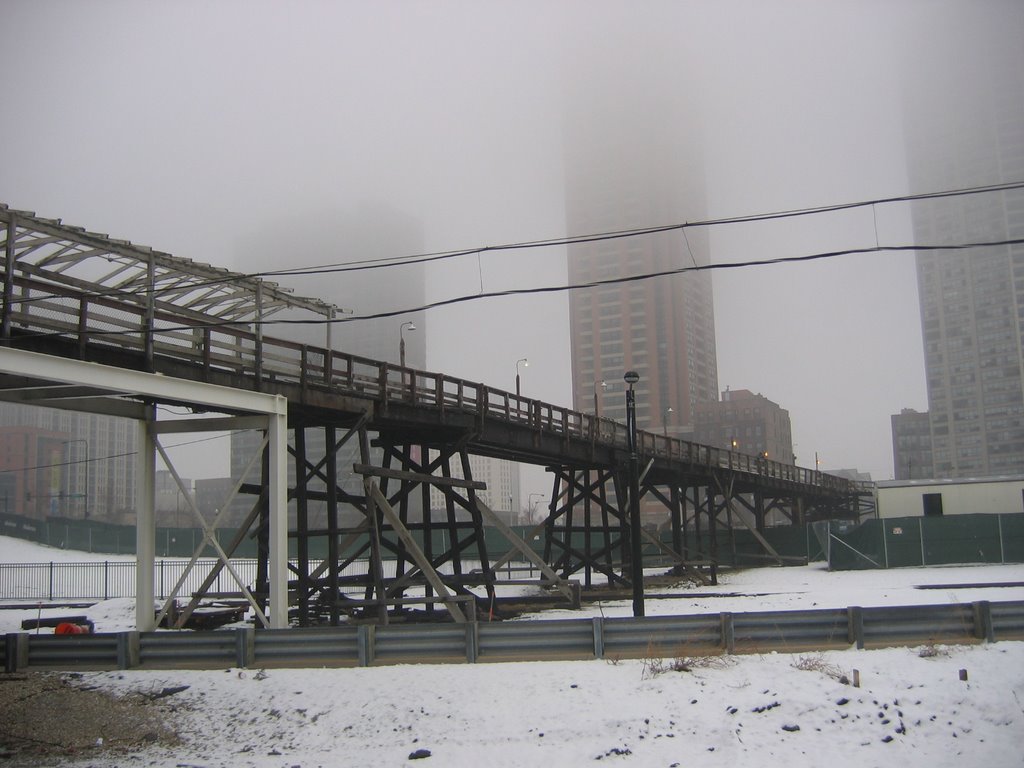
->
left=267, top=405, right=288, bottom=628
left=0, top=348, right=292, bottom=631
left=135, top=411, right=157, bottom=631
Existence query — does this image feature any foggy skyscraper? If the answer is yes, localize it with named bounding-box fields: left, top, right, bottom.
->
left=904, top=12, right=1024, bottom=478
left=563, top=69, right=718, bottom=433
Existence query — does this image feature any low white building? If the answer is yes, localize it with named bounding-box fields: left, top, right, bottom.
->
left=875, top=475, right=1024, bottom=518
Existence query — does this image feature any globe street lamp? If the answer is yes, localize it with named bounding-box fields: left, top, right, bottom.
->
left=662, top=406, right=673, bottom=437
left=399, top=321, right=416, bottom=369
left=623, top=370, right=643, bottom=617
left=515, top=358, right=528, bottom=398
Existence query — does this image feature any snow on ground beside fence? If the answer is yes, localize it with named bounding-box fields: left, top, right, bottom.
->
left=3, top=535, right=1024, bottom=767
left=35, top=634, right=1024, bottom=768
left=2, top=533, right=1024, bottom=631
left=0, top=534, right=138, bottom=564
left=518, top=561, right=1024, bottom=620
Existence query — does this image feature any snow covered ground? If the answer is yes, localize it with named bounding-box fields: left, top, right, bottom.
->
left=3, top=534, right=1024, bottom=767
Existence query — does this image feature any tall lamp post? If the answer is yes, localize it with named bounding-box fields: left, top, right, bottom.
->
left=623, top=370, right=644, bottom=617
left=528, top=492, right=546, bottom=522
left=399, top=321, right=416, bottom=368
left=593, top=380, right=607, bottom=417
left=515, top=358, right=528, bottom=398
left=62, top=439, right=89, bottom=520
left=662, top=406, right=673, bottom=437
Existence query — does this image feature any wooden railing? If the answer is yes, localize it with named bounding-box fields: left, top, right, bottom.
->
left=3, top=273, right=861, bottom=495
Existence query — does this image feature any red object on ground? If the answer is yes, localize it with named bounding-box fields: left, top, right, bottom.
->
left=54, top=622, right=91, bottom=635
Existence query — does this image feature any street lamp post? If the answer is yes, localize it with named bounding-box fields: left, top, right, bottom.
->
left=593, top=380, right=607, bottom=417
left=515, top=358, right=528, bottom=398
left=662, top=406, right=673, bottom=437
left=528, top=492, right=546, bottom=522
left=623, top=370, right=644, bottom=617
left=399, top=321, right=416, bottom=369
left=62, top=439, right=89, bottom=520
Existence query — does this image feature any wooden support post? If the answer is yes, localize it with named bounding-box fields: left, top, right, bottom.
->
left=477, top=498, right=576, bottom=603
left=367, top=482, right=468, bottom=624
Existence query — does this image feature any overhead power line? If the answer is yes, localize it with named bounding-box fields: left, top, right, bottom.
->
left=230, top=236, right=1024, bottom=324
left=11, top=236, right=1024, bottom=343
left=198, top=180, right=1024, bottom=280
left=7, top=180, right=1024, bottom=311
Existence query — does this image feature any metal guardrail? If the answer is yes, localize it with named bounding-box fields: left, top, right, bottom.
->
left=5, top=272, right=860, bottom=495
left=5, top=600, right=1022, bottom=672
left=990, top=601, right=1024, bottom=638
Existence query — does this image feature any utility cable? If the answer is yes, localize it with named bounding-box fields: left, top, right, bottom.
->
left=6, top=180, right=1024, bottom=309
left=9, top=236, right=1024, bottom=341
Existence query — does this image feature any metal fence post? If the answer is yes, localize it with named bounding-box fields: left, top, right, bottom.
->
left=117, top=631, right=140, bottom=669
left=972, top=601, right=995, bottom=643
left=881, top=521, right=889, bottom=569
left=49, top=561, right=54, bottom=600
left=721, top=612, right=735, bottom=654
left=236, top=627, right=255, bottom=668
left=465, top=623, right=479, bottom=664
left=357, top=625, right=374, bottom=667
left=848, top=606, right=865, bottom=649
left=6, top=633, right=29, bottom=672
left=4, top=632, right=18, bottom=672
left=592, top=616, right=605, bottom=659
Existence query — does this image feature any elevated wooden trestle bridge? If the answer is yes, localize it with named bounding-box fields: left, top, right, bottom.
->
left=0, top=204, right=872, bottom=630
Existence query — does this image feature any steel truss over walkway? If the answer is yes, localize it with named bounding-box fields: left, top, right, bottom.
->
left=1, top=204, right=872, bottom=628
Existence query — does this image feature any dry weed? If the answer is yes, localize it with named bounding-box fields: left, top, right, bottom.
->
left=640, top=639, right=734, bottom=679
left=791, top=653, right=846, bottom=681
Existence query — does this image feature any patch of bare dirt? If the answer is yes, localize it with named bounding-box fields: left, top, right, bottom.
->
left=0, top=672, right=180, bottom=766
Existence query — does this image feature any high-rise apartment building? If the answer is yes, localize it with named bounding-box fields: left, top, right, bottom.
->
left=427, top=451, right=521, bottom=525
left=903, top=12, right=1024, bottom=479
left=890, top=408, right=935, bottom=481
left=564, top=83, right=718, bottom=432
left=0, top=403, right=137, bottom=523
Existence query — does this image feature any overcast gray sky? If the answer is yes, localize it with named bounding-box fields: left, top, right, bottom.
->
left=2, top=0, right=1019, bottom=492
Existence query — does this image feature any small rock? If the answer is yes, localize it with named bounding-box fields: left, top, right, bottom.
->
left=881, top=735, right=894, bottom=744
left=781, top=724, right=800, bottom=732
left=409, top=748, right=432, bottom=760
left=836, top=698, right=849, bottom=706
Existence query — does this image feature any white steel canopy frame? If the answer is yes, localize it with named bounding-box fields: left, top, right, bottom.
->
left=0, top=347, right=289, bottom=630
